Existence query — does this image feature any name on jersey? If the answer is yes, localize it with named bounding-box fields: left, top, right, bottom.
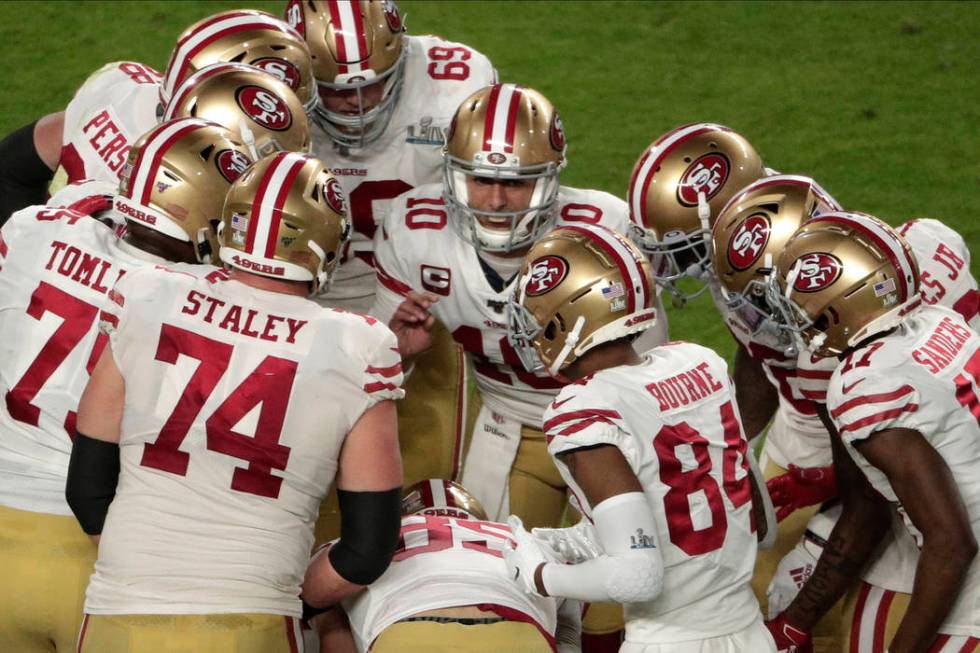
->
left=180, top=290, right=308, bottom=344
left=82, top=108, right=130, bottom=175
left=645, top=362, right=724, bottom=412
left=45, top=240, right=125, bottom=294
left=911, top=315, right=973, bottom=374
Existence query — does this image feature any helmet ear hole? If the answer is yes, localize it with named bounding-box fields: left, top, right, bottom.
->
left=230, top=52, right=247, bottom=63
left=199, top=144, right=215, bottom=161
left=813, top=313, right=831, bottom=331
left=544, top=321, right=557, bottom=341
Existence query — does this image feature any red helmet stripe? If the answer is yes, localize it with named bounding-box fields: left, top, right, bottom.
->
left=502, top=86, right=523, bottom=154
left=164, top=62, right=249, bottom=119
left=810, top=213, right=916, bottom=302
left=561, top=225, right=650, bottom=312
left=626, top=148, right=653, bottom=226
left=327, top=1, right=349, bottom=73
left=245, top=152, right=307, bottom=259
left=128, top=120, right=206, bottom=206
left=419, top=480, right=434, bottom=508
left=481, top=84, right=502, bottom=151
left=164, top=12, right=289, bottom=102
left=350, top=1, right=369, bottom=63
left=327, top=0, right=367, bottom=75
left=629, top=124, right=727, bottom=229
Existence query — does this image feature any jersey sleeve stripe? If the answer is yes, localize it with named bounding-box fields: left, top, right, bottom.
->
left=839, top=403, right=919, bottom=434
left=800, top=389, right=827, bottom=401
left=830, top=385, right=915, bottom=419
left=365, top=362, right=402, bottom=378
left=953, top=289, right=980, bottom=324
left=0, top=230, right=7, bottom=259
left=363, top=381, right=399, bottom=394
left=795, top=368, right=834, bottom=379
left=542, top=408, right=622, bottom=433
left=375, top=260, right=412, bottom=296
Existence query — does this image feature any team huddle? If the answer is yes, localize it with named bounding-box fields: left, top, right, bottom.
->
left=0, top=2, right=978, bottom=653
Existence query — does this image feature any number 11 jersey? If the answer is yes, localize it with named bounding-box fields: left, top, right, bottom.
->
left=543, top=342, right=761, bottom=644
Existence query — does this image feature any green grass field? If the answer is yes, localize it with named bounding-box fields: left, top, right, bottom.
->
left=1, top=0, right=976, bottom=361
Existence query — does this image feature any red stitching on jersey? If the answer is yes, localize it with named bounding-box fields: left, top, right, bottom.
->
left=831, top=385, right=914, bottom=419
left=364, top=381, right=398, bottom=393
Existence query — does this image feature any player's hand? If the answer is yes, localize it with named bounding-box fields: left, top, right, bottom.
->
left=766, top=539, right=819, bottom=618
left=765, top=613, right=813, bottom=653
left=766, top=464, right=837, bottom=522
left=388, top=291, right=439, bottom=359
left=532, top=519, right=603, bottom=564
left=505, top=515, right=553, bottom=597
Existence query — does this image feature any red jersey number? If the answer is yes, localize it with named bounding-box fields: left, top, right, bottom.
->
left=652, top=400, right=751, bottom=556
left=427, top=47, right=471, bottom=81
left=140, top=324, right=296, bottom=499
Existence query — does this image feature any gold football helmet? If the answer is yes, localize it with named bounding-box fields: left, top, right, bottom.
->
left=766, top=211, right=920, bottom=357
left=508, top=224, right=657, bottom=376
left=285, top=0, right=406, bottom=148
left=163, top=62, right=311, bottom=157
left=444, top=83, right=566, bottom=253
left=218, top=151, right=350, bottom=296
left=161, top=10, right=318, bottom=116
left=627, top=123, right=766, bottom=301
left=115, top=117, right=253, bottom=263
left=402, top=479, right=488, bottom=521
left=711, top=174, right=841, bottom=348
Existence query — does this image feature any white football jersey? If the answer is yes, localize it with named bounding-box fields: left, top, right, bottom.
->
left=344, top=514, right=560, bottom=651
left=708, top=278, right=835, bottom=467
left=373, top=182, right=666, bottom=427
left=0, top=198, right=169, bottom=515
left=544, top=342, right=760, bottom=643
left=312, top=35, right=496, bottom=312
left=828, top=305, right=980, bottom=637
left=61, top=61, right=162, bottom=185
left=899, top=218, right=979, bottom=330
left=84, top=267, right=404, bottom=617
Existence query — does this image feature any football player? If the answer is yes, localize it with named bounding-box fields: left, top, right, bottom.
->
left=68, top=151, right=404, bottom=652
left=504, top=223, right=775, bottom=652
left=0, top=9, right=316, bottom=220
left=371, top=83, right=669, bottom=530
left=628, top=126, right=848, bottom=652
left=0, top=117, right=252, bottom=653
left=285, top=0, right=496, bottom=311
left=314, top=479, right=582, bottom=653
left=763, top=211, right=980, bottom=653
left=287, top=0, right=494, bottom=535
left=711, top=196, right=980, bottom=652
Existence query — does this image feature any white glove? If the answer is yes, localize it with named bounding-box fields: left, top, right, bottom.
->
left=531, top=519, right=603, bottom=564
left=505, top=515, right=555, bottom=596
left=766, top=538, right=821, bottom=619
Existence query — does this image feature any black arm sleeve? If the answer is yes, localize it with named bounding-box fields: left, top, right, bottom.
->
left=0, top=120, right=55, bottom=224
left=327, top=487, right=402, bottom=585
left=65, top=432, right=120, bottom=535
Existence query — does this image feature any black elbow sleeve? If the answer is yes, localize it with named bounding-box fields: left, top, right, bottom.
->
left=327, top=487, right=402, bottom=585
left=65, top=432, right=121, bottom=535
left=0, top=120, right=56, bottom=222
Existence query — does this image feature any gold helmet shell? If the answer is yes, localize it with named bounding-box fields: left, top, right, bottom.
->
left=768, top=211, right=920, bottom=357
left=161, top=10, right=318, bottom=115
left=443, top=83, right=567, bottom=252
left=401, top=479, right=488, bottom=521
left=218, top=151, right=350, bottom=296
left=508, top=224, right=657, bottom=376
left=115, top=117, right=253, bottom=263
left=164, top=62, right=311, bottom=157
left=285, top=0, right=407, bottom=148
left=627, top=123, right=766, bottom=301
left=710, top=175, right=841, bottom=346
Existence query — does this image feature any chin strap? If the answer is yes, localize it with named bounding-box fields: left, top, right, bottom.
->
left=238, top=118, right=259, bottom=161
left=548, top=315, right=586, bottom=377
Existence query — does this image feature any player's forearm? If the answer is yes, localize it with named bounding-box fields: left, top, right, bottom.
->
left=888, top=536, right=976, bottom=653
left=784, top=497, right=888, bottom=629
left=732, top=345, right=778, bottom=440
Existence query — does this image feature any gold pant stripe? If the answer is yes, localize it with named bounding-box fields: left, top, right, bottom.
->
left=369, top=619, right=553, bottom=653
left=76, top=613, right=301, bottom=653
left=0, top=503, right=95, bottom=653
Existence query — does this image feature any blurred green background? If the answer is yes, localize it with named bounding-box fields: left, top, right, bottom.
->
left=1, top=0, right=976, bottom=360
